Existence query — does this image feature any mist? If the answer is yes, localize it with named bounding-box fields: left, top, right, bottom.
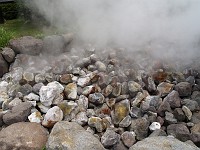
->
left=30, top=0, right=200, bottom=62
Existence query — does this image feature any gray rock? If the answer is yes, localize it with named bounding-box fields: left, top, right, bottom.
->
left=0, top=122, right=48, bottom=150
left=1, top=47, right=15, bottom=63
left=173, top=108, right=186, bottom=122
left=3, top=102, right=32, bottom=125
left=95, top=61, right=107, bottom=72
left=129, top=136, right=199, bottom=150
left=190, top=122, right=200, bottom=147
left=77, top=95, right=88, bottom=111
left=110, top=140, right=128, bottom=150
left=175, top=82, right=192, bottom=97
left=165, top=111, right=177, bottom=124
left=157, top=100, right=172, bottom=117
left=35, top=74, right=46, bottom=83
left=0, top=54, right=8, bottom=77
left=8, top=98, right=22, bottom=109
left=164, top=90, right=181, bottom=108
left=18, top=84, right=32, bottom=95
left=32, top=82, right=44, bottom=94
left=191, top=111, right=200, bottom=124
left=60, top=74, right=73, bottom=84
left=128, top=81, right=142, bottom=97
left=149, top=129, right=167, bottom=137
left=22, top=72, right=34, bottom=83
left=182, top=99, right=199, bottom=111
left=101, top=128, right=120, bottom=148
left=73, top=111, right=88, bottom=126
left=46, top=121, right=105, bottom=150
left=129, top=117, right=150, bottom=140
left=88, top=93, right=105, bottom=105
left=130, top=106, right=142, bottom=118
left=121, top=131, right=136, bottom=148
left=191, top=91, right=200, bottom=106
left=112, top=82, right=122, bottom=97
left=167, top=124, right=190, bottom=142
left=119, top=115, right=131, bottom=128
left=9, top=36, right=43, bottom=55
left=24, top=93, right=39, bottom=101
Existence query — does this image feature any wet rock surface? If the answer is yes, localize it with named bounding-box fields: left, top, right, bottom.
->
left=0, top=36, right=200, bottom=149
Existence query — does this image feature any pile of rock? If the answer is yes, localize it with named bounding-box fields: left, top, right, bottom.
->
left=0, top=35, right=200, bottom=150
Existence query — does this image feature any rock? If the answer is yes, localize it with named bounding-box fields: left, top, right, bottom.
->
left=149, top=122, right=161, bottom=131
left=60, top=74, right=72, bottom=84
left=175, top=82, right=192, bottom=97
left=24, top=93, right=39, bottom=101
left=157, top=82, right=174, bottom=97
left=46, top=121, right=105, bottom=150
left=58, top=101, right=79, bottom=121
left=101, top=128, right=120, bottom=148
left=0, top=54, right=8, bottom=77
left=111, top=99, right=130, bottom=125
left=77, top=95, right=88, bottom=111
left=165, top=111, right=178, bottom=124
left=130, top=106, right=142, bottom=118
left=111, top=140, right=128, bottom=150
left=43, top=35, right=67, bottom=55
left=1, top=47, right=15, bottom=63
left=141, top=95, right=162, bottom=111
left=32, top=82, right=44, bottom=94
left=128, top=81, right=142, bottom=97
left=3, top=67, right=23, bottom=83
left=129, top=117, right=150, bottom=140
left=191, top=111, right=200, bottom=124
left=119, top=115, right=131, bottom=128
left=0, top=122, right=48, bottom=150
left=129, top=136, right=199, bottom=150
left=182, top=105, right=192, bottom=120
left=112, top=82, right=122, bottom=97
left=42, top=106, right=63, bottom=128
left=146, top=76, right=157, bottom=94
left=22, top=72, right=34, bottom=83
left=173, top=108, right=186, bottom=122
left=191, top=91, right=200, bottom=106
left=190, top=123, right=200, bottom=147
left=95, top=61, right=107, bottom=72
left=182, top=99, right=199, bottom=111
left=28, top=111, right=43, bottom=123
left=38, top=103, right=50, bottom=113
left=64, top=83, right=78, bottom=100
left=121, top=131, right=136, bottom=148
left=104, top=85, right=113, bottom=97
left=167, top=124, right=190, bottom=142
left=77, top=77, right=91, bottom=87
left=73, top=111, right=88, bottom=126
left=35, top=74, right=46, bottom=83
left=106, top=98, right=116, bottom=108
left=8, top=98, right=22, bottom=109
left=149, top=129, right=167, bottom=137
left=39, top=81, right=64, bottom=106
left=157, top=100, right=172, bottom=117
left=163, top=90, right=181, bottom=108
left=88, top=93, right=105, bottom=105
left=9, top=36, right=43, bottom=55
left=88, top=116, right=106, bottom=132
left=3, top=102, right=32, bottom=125
left=121, top=82, right=128, bottom=95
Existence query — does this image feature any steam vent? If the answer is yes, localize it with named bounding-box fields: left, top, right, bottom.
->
left=0, top=34, right=199, bottom=150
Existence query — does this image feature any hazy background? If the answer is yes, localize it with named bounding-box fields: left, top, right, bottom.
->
left=29, top=0, right=200, bottom=62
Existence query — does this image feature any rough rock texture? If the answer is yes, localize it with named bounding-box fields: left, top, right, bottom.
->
left=46, top=121, right=105, bottom=150
left=3, top=102, right=32, bottom=125
left=0, top=54, right=8, bottom=77
left=0, top=122, right=48, bottom=150
left=1, top=47, right=15, bottom=63
left=129, top=136, right=199, bottom=150
left=9, top=36, right=43, bottom=55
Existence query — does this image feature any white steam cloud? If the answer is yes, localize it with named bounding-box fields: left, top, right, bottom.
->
left=30, top=0, right=200, bottom=61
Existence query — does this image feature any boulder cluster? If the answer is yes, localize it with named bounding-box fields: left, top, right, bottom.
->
left=0, top=35, right=200, bottom=150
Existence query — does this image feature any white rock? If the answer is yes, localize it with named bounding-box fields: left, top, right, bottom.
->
left=0, top=81, right=8, bottom=92
left=77, top=95, right=88, bottom=111
left=77, top=77, right=90, bottom=87
left=39, top=81, right=64, bottom=106
left=64, top=83, right=77, bottom=100
left=42, top=106, right=63, bottom=128
left=149, top=122, right=161, bottom=131
left=182, top=105, right=192, bottom=120
left=28, top=111, right=43, bottom=123
left=24, top=93, right=40, bottom=101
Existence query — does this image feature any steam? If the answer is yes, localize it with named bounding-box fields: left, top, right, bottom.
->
left=30, top=0, right=200, bottom=61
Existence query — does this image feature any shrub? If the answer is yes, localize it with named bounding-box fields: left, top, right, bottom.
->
left=0, top=3, right=18, bottom=20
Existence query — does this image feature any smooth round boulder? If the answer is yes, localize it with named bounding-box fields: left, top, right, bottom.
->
left=0, top=122, right=48, bottom=150
left=129, top=136, right=199, bottom=150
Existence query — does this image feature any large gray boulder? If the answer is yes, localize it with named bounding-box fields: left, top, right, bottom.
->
left=0, top=122, right=48, bottom=150
left=46, top=121, right=105, bottom=150
left=9, top=36, right=43, bottom=55
left=129, top=136, right=199, bottom=150
left=0, top=54, right=8, bottom=77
